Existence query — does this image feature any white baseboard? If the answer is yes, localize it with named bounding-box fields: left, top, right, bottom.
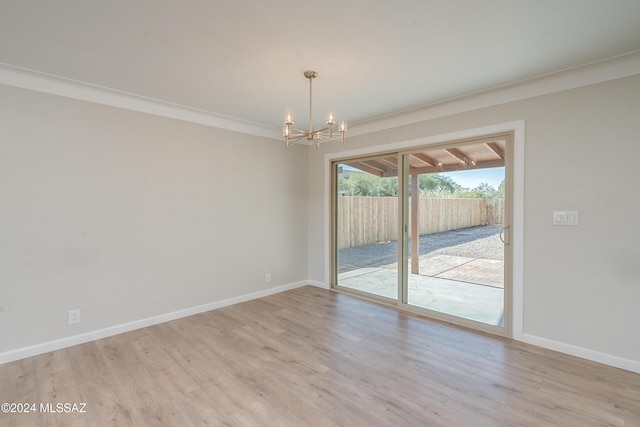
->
left=0, top=281, right=308, bottom=365
left=307, top=280, right=329, bottom=289
left=5, top=283, right=639, bottom=376
left=523, top=334, right=640, bottom=374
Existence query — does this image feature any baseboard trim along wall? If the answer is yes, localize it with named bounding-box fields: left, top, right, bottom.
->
left=523, top=334, right=640, bottom=374
left=0, top=281, right=308, bottom=365
left=3, top=282, right=638, bottom=375
left=307, top=280, right=329, bottom=289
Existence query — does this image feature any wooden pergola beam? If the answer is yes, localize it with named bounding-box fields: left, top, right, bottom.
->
left=348, top=161, right=385, bottom=177
left=486, top=142, right=505, bottom=159
left=445, top=147, right=469, bottom=163
left=409, top=158, right=505, bottom=176
left=378, top=157, right=398, bottom=170
left=411, top=153, right=439, bottom=167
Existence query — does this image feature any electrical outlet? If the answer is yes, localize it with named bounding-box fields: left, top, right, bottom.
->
left=68, top=309, right=80, bottom=324
left=265, top=273, right=271, bottom=283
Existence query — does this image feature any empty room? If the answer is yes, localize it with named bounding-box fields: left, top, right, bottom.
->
left=2, top=1, right=640, bottom=425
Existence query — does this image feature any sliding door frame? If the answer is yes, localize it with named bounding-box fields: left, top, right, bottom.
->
left=325, top=121, right=525, bottom=340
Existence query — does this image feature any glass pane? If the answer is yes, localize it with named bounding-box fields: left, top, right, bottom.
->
left=335, top=158, right=399, bottom=301
left=404, top=147, right=506, bottom=326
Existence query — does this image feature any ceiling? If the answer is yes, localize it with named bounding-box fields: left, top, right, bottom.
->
left=2, top=1, right=640, bottom=135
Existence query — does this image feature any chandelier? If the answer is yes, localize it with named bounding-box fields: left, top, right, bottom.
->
left=283, top=70, right=347, bottom=148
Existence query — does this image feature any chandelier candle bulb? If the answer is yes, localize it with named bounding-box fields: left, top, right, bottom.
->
left=327, top=110, right=335, bottom=125
left=284, top=108, right=294, bottom=125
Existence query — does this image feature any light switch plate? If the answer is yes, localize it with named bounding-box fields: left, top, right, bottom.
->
left=553, top=211, right=579, bottom=226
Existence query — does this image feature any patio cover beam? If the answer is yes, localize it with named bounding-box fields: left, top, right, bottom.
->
left=485, top=142, right=505, bottom=159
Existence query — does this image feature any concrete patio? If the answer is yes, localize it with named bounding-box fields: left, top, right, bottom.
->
left=338, top=255, right=504, bottom=326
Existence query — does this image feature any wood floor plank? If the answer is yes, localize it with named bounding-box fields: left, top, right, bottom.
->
left=0, top=359, right=38, bottom=427
left=126, top=328, right=231, bottom=426
left=1, top=286, right=640, bottom=426
left=32, top=350, right=88, bottom=427
left=138, top=322, right=257, bottom=421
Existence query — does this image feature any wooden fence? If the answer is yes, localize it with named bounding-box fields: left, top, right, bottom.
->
left=337, top=197, right=504, bottom=249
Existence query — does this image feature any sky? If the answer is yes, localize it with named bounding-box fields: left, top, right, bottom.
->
left=440, top=167, right=505, bottom=190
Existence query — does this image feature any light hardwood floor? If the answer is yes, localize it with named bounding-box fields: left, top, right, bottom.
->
left=1, top=286, right=639, bottom=426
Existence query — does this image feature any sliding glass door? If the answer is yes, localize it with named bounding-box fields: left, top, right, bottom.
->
left=401, top=140, right=509, bottom=329
left=333, top=155, right=399, bottom=302
left=332, top=134, right=513, bottom=336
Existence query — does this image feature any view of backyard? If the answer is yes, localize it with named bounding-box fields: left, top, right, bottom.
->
left=335, top=164, right=507, bottom=327
left=337, top=224, right=505, bottom=326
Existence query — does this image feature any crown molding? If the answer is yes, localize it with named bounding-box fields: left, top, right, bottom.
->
left=348, top=50, right=640, bottom=137
left=0, top=62, right=282, bottom=140
left=2, top=50, right=640, bottom=141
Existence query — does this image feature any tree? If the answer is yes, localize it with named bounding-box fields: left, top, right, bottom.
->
left=497, top=179, right=506, bottom=197
left=418, top=174, right=461, bottom=196
left=464, top=182, right=498, bottom=199
left=339, top=171, right=503, bottom=199
left=338, top=172, right=397, bottom=196
left=378, top=177, right=398, bottom=196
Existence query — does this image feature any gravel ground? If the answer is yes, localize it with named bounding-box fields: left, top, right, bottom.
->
left=338, top=225, right=503, bottom=273
left=425, top=232, right=504, bottom=261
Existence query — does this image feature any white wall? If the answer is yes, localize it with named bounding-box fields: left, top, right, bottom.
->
left=0, top=84, right=309, bottom=355
left=2, top=70, right=639, bottom=373
left=308, top=74, right=640, bottom=370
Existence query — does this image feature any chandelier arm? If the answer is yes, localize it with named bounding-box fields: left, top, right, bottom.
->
left=286, top=135, right=308, bottom=144
left=318, top=135, right=345, bottom=144
left=288, top=127, right=310, bottom=137
left=309, top=125, right=333, bottom=134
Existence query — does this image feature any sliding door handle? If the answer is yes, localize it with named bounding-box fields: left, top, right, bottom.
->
left=500, top=225, right=510, bottom=245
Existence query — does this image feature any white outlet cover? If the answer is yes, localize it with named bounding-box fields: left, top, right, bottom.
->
left=68, top=309, right=80, bottom=324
